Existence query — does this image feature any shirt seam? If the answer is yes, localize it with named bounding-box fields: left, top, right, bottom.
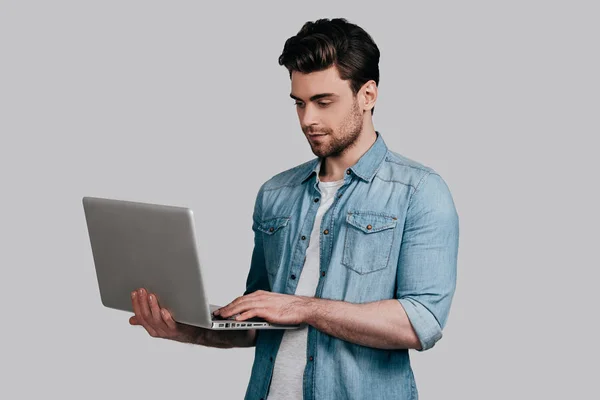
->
left=407, top=171, right=435, bottom=209
left=373, top=174, right=416, bottom=189
left=263, top=182, right=303, bottom=192
left=384, top=156, right=432, bottom=173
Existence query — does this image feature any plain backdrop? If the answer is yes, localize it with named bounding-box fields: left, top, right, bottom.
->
left=1, top=1, right=598, bottom=399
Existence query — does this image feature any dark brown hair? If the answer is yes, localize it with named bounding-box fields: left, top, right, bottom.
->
left=278, top=18, right=380, bottom=115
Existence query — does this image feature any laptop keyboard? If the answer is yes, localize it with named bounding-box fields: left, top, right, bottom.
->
left=211, top=313, right=266, bottom=323
left=211, top=312, right=234, bottom=320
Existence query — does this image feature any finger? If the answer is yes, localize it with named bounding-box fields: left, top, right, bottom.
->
left=148, top=293, right=168, bottom=329
left=129, top=315, right=140, bottom=325
left=216, top=302, right=235, bottom=317
left=218, top=295, right=257, bottom=316
left=148, top=293, right=170, bottom=336
left=236, top=308, right=267, bottom=321
left=229, top=294, right=250, bottom=307
left=220, top=300, right=259, bottom=319
left=138, top=289, right=153, bottom=321
left=134, top=289, right=158, bottom=337
left=214, top=304, right=230, bottom=316
left=222, top=292, right=279, bottom=317
left=131, top=290, right=144, bottom=322
left=235, top=309, right=257, bottom=321
left=132, top=290, right=155, bottom=335
left=160, top=308, right=178, bottom=331
left=217, top=297, right=240, bottom=314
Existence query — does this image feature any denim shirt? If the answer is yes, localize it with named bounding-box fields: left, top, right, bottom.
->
left=243, top=131, right=459, bottom=400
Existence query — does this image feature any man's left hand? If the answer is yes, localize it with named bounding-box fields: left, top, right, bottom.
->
left=213, top=290, right=312, bottom=325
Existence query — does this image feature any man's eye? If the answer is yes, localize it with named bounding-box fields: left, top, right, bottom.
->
left=294, top=102, right=331, bottom=107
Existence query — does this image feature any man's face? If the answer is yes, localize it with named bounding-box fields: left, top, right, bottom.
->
left=290, top=65, right=365, bottom=158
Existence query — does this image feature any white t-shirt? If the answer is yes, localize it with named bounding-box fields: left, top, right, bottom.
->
left=267, top=167, right=344, bottom=400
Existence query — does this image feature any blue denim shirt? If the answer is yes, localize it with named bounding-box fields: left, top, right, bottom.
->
left=243, top=131, right=459, bottom=400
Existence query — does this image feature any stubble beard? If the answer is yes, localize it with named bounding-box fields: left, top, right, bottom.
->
left=308, top=99, right=364, bottom=159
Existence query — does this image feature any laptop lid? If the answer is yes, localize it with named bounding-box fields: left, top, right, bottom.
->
left=82, top=196, right=214, bottom=328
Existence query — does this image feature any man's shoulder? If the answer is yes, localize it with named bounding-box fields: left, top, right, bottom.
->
left=260, top=158, right=318, bottom=192
left=379, top=149, right=439, bottom=191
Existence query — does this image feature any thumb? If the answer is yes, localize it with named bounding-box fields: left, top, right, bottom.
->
left=129, top=316, right=139, bottom=325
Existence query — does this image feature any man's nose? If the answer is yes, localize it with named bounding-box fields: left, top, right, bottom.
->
left=300, top=106, right=319, bottom=127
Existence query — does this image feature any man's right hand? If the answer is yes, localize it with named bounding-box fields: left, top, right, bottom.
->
left=129, top=287, right=203, bottom=344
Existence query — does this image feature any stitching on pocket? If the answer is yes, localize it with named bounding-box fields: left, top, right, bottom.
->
left=346, top=211, right=397, bottom=233
left=259, top=216, right=290, bottom=280
left=342, top=210, right=397, bottom=274
left=257, top=216, right=290, bottom=235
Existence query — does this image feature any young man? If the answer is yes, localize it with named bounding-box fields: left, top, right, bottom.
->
left=130, top=18, right=459, bottom=400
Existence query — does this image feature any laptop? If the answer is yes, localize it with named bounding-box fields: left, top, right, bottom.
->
left=82, top=196, right=301, bottom=330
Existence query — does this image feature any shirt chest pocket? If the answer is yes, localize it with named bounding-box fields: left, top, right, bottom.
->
left=342, top=211, right=398, bottom=274
left=257, top=216, right=290, bottom=279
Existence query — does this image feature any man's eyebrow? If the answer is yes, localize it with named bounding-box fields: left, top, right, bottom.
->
left=289, top=93, right=338, bottom=102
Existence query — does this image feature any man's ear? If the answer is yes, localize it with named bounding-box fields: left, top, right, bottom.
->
left=361, top=80, right=378, bottom=112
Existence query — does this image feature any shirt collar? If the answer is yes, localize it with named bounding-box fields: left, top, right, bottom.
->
left=300, top=130, right=388, bottom=184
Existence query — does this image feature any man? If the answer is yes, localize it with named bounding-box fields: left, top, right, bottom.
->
left=130, top=18, right=459, bottom=400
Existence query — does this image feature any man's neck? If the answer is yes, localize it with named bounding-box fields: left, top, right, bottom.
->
left=318, top=126, right=377, bottom=182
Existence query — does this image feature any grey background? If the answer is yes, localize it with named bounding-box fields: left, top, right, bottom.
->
left=1, top=1, right=598, bottom=398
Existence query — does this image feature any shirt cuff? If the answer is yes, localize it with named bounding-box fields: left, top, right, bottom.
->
left=397, top=298, right=443, bottom=351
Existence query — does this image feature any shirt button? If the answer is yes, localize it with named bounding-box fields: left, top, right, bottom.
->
left=309, top=356, right=314, bottom=361
left=321, top=271, right=326, bottom=277
left=301, top=235, right=306, bottom=240
left=346, top=169, right=351, bottom=175
left=269, top=227, right=274, bottom=232
left=323, top=229, right=329, bottom=235
left=314, top=198, right=320, bottom=203
left=366, top=224, right=372, bottom=230
left=270, top=356, right=273, bottom=362
left=291, top=274, right=296, bottom=280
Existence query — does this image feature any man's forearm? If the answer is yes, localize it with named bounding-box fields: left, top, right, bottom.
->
left=174, top=325, right=257, bottom=349
left=303, top=298, right=422, bottom=350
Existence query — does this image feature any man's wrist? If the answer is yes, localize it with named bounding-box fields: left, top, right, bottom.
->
left=173, top=323, right=203, bottom=344
left=302, top=296, right=321, bottom=326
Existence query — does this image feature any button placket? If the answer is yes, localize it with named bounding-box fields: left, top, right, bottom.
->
left=306, top=177, right=350, bottom=400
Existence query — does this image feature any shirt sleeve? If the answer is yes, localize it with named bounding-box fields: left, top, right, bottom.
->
left=243, top=183, right=271, bottom=295
left=396, top=172, right=459, bottom=351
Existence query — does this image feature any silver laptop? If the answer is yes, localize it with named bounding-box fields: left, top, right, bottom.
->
left=82, top=196, right=301, bottom=330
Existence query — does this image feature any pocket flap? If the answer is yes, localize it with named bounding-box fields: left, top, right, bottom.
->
left=346, top=211, right=397, bottom=234
left=258, top=216, right=290, bottom=235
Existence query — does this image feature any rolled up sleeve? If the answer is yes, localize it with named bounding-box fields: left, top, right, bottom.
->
left=396, top=172, right=459, bottom=351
